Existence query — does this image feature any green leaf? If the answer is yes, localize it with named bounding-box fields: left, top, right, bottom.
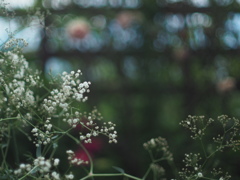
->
left=51, top=135, right=59, bottom=140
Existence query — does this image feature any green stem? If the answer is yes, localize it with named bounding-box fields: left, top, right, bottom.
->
left=42, top=127, right=72, bottom=156
left=54, top=126, right=94, bottom=174
left=201, top=177, right=217, bottom=180
left=79, top=141, right=94, bottom=174
left=153, top=157, right=165, bottom=163
left=200, top=138, right=207, bottom=158
left=18, top=166, right=39, bottom=180
left=12, top=128, right=19, bottom=164
left=142, top=164, right=152, bottom=179
left=202, top=147, right=222, bottom=169
left=0, top=117, right=19, bottom=122
left=42, top=85, right=52, bottom=94
left=17, top=127, right=32, bottom=141
left=1, top=125, right=11, bottom=169
left=49, top=146, right=57, bottom=159
left=80, top=173, right=142, bottom=180
left=148, top=150, right=154, bottom=161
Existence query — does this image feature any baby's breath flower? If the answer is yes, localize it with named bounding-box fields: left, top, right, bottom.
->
left=53, top=158, right=60, bottom=166
left=51, top=171, right=60, bottom=180
left=42, top=70, right=91, bottom=115
left=143, top=137, right=173, bottom=161
left=66, top=150, right=88, bottom=165
left=65, top=173, right=74, bottom=179
left=14, top=156, right=61, bottom=178
left=197, top=172, right=203, bottom=177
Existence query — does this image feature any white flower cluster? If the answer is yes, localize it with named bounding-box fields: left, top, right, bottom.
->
left=74, top=108, right=118, bottom=144
left=101, top=121, right=118, bottom=144
left=14, top=157, right=61, bottom=180
left=42, top=70, right=91, bottom=114
left=0, top=123, right=8, bottom=142
left=0, top=33, right=118, bottom=179
left=33, top=157, right=53, bottom=173
left=2, top=37, right=28, bottom=51
left=143, top=137, right=173, bottom=161
left=0, top=51, right=41, bottom=115
left=66, top=150, right=88, bottom=165
left=62, top=106, right=103, bottom=128
left=31, top=118, right=53, bottom=147
left=79, top=121, right=117, bottom=144
left=14, top=163, right=32, bottom=175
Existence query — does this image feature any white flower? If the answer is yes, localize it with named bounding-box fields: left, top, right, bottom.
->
left=197, top=172, right=203, bottom=177
left=19, top=163, right=26, bottom=169
left=53, top=158, right=60, bottom=166
left=51, top=171, right=60, bottom=180
left=31, top=128, right=38, bottom=133
left=65, top=173, right=74, bottom=179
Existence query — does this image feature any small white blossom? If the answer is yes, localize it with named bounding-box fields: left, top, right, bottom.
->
left=65, top=173, right=74, bottom=179
left=197, top=172, right=203, bottom=177
left=53, top=158, right=60, bottom=166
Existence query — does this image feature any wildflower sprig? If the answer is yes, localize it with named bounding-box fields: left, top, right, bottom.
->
left=142, top=137, right=173, bottom=180
left=0, top=20, right=120, bottom=178
left=143, top=137, right=173, bottom=162
left=213, top=115, right=240, bottom=152
left=211, top=168, right=231, bottom=180
left=180, top=115, right=214, bottom=140
left=178, top=153, right=203, bottom=180
left=178, top=115, right=240, bottom=180
left=0, top=33, right=118, bottom=179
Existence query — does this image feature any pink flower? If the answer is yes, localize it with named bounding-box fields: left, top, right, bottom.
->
left=74, top=138, right=103, bottom=164
left=84, top=137, right=103, bottom=153
left=66, top=19, right=90, bottom=39
left=74, top=149, right=90, bottom=162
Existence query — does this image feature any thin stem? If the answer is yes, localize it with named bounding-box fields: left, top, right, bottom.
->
left=17, top=111, right=35, bottom=128
left=17, top=127, right=32, bottom=141
left=54, top=126, right=94, bottom=174
left=80, top=173, right=142, bottom=180
left=147, top=150, right=154, bottom=161
left=1, top=125, right=11, bottom=169
left=42, top=127, right=73, bottom=156
left=42, top=85, right=52, bottom=94
left=12, top=128, right=19, bottom=164
left=202, top=146, right=222, bottom=169
left=142, top=164, right=152, bottom=179
left=202, top=177, right=218, bottom=180
left=18, top=166, right=39, bottom=180
left=1, top=148, right=5, bottom=168
left=153, top=157, right=165, bottom=163
left=0, top=116, right=19, bottom=122
left=49, top=146, right=57, bottom=159
left=79, top=142, right=94, bottom=174
left=200, top=138, right=207, bottom=158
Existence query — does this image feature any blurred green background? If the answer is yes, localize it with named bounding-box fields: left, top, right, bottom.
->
left=1, top=0, right=240, bottom=179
